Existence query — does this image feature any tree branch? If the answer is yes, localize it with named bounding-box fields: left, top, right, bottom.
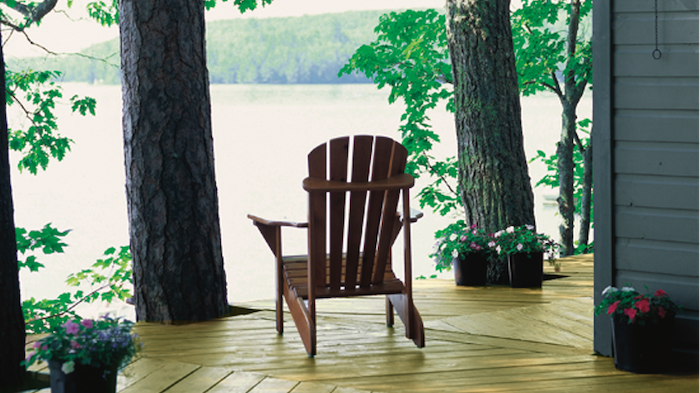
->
left=4, top=0, right=59, bottom=27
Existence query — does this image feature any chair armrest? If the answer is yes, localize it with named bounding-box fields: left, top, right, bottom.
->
left=302, top=173, right=415, bottom=193
left=247, top=214, right=308, bottom=228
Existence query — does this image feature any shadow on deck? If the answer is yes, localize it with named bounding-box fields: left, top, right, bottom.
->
left=26, top=254, right=699, bottom=392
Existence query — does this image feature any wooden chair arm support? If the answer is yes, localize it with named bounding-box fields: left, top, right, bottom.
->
left=247, top=214, right=308, bottom=228
left=303, top=173, right=414, bottom=193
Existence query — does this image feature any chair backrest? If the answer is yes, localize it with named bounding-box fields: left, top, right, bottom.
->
left=306, top=135, right=409, bottom=291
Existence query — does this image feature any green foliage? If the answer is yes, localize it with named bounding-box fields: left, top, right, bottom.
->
left=66, top=246, right=133, bottom=304
left=18, top=235, right=133, bottom=334
left=340, top=9, right=459, bottom=217
left=5, top=68, right=97, bottom=174
left=16, top=224, right=70, bottom=272
left=205, top=0, right=273, bottom=12
left=84, top=0, right=119, bottom=27
left=430, top=220, right=494, bottom=272
left=511, top=0, right=592, bottom=96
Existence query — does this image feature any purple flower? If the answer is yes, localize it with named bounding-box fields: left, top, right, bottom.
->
left=81, top=319, right=94, bottom=329
left=63, top=321, right=80, bottom=335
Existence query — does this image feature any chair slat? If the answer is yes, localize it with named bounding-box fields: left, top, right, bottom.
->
left=344, top=136, right=373, bottom=289
left=328, top=137, right=349, bottom=290
left=307, top=144, right=327, bottom=291
left=373, top=143, right=408, bottom=284
left=360, top=137, right=394, bottom=288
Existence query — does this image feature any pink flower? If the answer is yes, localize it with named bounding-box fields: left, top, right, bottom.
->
left=470, top=242, right=477, bottom=249
left=70, top=341, right=80, bottom=349
left=475, top=245, right=481, bottom=251
left=655, top=289, right=668, bottom=297
left=33, top=341, right=42, bottom=349
left=80, top=319, right=94, bottom=329
left=635, top=299, right=650, bottom=313
left=25, top=351, right=36, bottom=362
left=471, top=224, right=477, bottom=229
left=658, top=307, right=666, bottom=318
left=607, top=301, right=620, bottom=315
left=62, top=321, right=80, bottom=335
left=460, top=235, right=468, bottom=242
left=624, top=308, right=637, bottom=322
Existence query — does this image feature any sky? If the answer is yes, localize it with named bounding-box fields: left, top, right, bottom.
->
left=3, top=0, right=445, bottom=58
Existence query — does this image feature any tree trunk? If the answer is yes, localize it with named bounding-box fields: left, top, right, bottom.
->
left=557, top=0, right=586, bottom=256
left=557, top=102, right=576, bottom=255
left=578, top=142, right=592, bottom=252
left=446, top=0, right=535, bottom=283
left=120, top=0, right=228, bottom=322
left=0, top=28, right=27, bottom=391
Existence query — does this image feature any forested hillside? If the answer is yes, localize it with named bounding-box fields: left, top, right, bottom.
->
left=7, top=10, right=389, bottom=84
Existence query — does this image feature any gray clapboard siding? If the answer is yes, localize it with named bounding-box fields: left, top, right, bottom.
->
left=594, top=0, right=698, bottom=358
left=614, top=47, right=699, bottom=77
left=615, top=238, right=698, bottom=276
left=614, top=110, right=699, bottom=143
left=615, top=206, right=699, bottom=244
left=614, top=0, right=699, bottom=13
left=614, top=142, right=699, bottom=176
left=613, top=13, right=698, bottom=46
left=615, top=175, right=699, bottom=210
left=614, top=77, right=699, bottom=110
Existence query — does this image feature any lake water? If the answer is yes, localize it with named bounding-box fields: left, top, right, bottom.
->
left=10, top=83, right=591, bottom=319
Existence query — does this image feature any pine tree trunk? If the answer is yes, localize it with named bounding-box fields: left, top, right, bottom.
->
left=120, top=0, right=228, bottom=322
left=0, top=28, right=27, bottom=391
left=446, top=0, right=535, bottom=283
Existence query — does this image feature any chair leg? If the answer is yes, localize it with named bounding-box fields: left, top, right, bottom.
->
left=385, top=296, right=394, bottom=327
left=284, top=285, right=317, bottom=357
left=387, top=293, right=425, bottom=348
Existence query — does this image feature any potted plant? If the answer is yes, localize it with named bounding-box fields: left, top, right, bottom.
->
left=595, top=285, right=680, bottom=373
left=23, top=315, right=141, bottom=393
left=431, top=221, right=493, bottom=286
left=492, top=224, right=558, bottom=288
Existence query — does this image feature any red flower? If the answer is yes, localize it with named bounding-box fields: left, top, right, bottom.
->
left=635, top=299, right=650, bottom=313
left=607, top=301, right=620, bottom=315
left=658, top=307, right=666, bottom=318
left=655, top=289, right=668, bottom=297
left=624, top=307, right=637, bottom=322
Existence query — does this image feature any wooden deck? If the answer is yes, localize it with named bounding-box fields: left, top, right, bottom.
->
left=26, top=254, right=698, bottom=392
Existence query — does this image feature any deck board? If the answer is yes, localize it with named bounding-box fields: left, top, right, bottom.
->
left=27, top=254, right=698, bottom=392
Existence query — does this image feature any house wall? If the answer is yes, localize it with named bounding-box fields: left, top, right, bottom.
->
left=593, top=0, right=699, bottom=358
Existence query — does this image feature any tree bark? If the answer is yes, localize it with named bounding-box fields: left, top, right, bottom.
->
left=446, top=0, right=535, bottom=283
left=0, top=28, right=27, bottom=391
left=120, top=0, right=228, bottom=322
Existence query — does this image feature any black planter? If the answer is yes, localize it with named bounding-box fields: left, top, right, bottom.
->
left=48, top=360, right=117, bottom=393
left=611, top=314, right=675, bottom=373
left=453, top=253, right=488, bottom=286
left=507, top=252, right=543, bottom=288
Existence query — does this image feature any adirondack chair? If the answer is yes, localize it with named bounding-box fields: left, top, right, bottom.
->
left=248, top=135, right=425, bottom=357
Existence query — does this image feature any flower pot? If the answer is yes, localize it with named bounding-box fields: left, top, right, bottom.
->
left=48, top=360, right=117, bottom=393
left=611, top=314, right=675, bottom=373
left=507, top=252, right=543, bottom=288
left=453, top=253, right=488, bottom=286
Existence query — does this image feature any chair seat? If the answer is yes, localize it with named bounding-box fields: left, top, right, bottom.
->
left=282, top=255, right=405, bottom=299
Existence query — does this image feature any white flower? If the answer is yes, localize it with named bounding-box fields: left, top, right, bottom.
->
left=516, top=243, right=523, bottom=251
left=494, top=230, right=504, bottom=238
left=449, top=233, right=458, bottom=242
left=602, top=285, right=619, bottom=296
left=506, top=226, right=515, bottom=233
left=488, top=241, right=496, bottom=248
left=525, top=224, right=535, bottom=231
left=496, top=245, right=502, bottom=254
left=62, top=360, right=75, bottom=374
left=451, top=249, right=459, bottom=258
left=621, top=286, right=636, bottom=292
